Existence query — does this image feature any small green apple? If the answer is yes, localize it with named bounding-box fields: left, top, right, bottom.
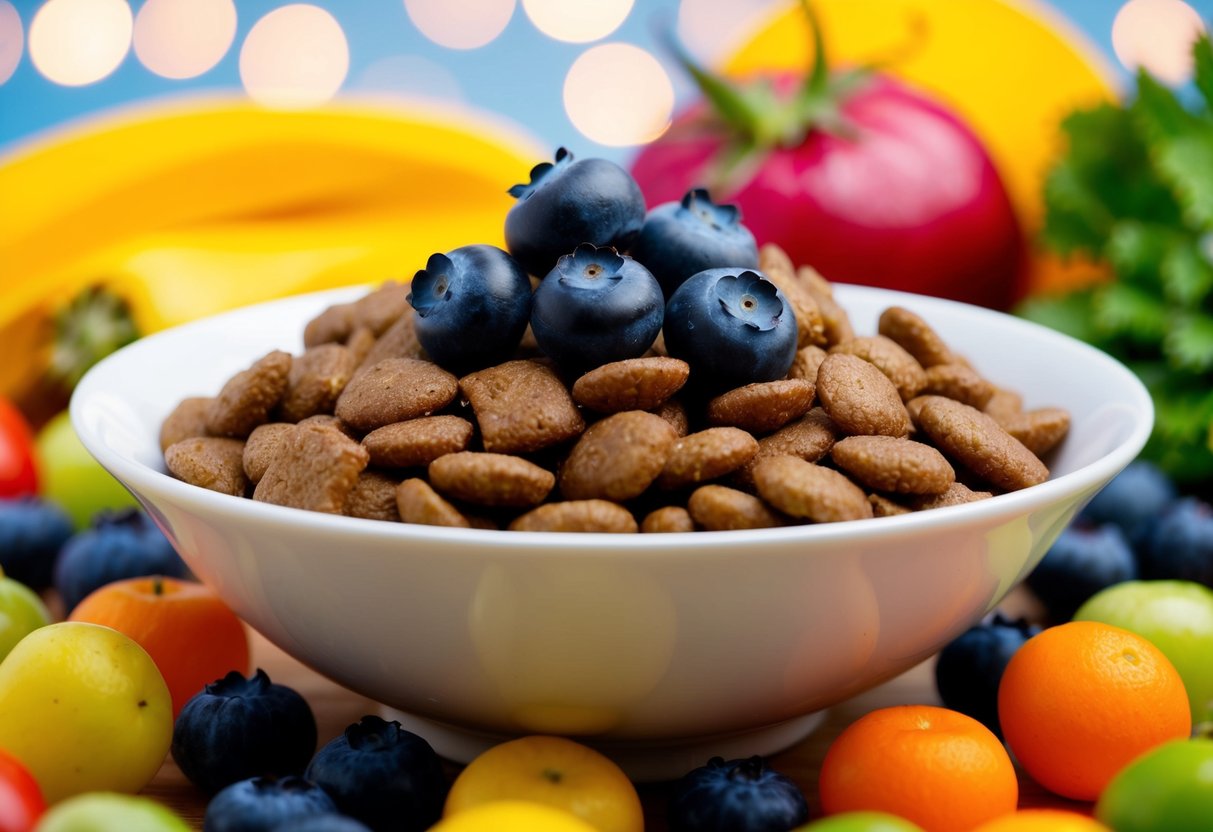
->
left=1096, top=737, right=1213, bottom=832
left=795, top=812, right=925, bottom=832
left=0, top=572, right=50, bottom=661
left=34, top=792, right=190, bottom=832
left=34, top=411, right=137, bottom=529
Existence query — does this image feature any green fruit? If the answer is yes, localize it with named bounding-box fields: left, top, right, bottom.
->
left=1074, top=580, right=1213, bottom=723
left=34, top=410, right=137, bottom=529
left=35, top=792, right=190, bottom=832
left=1096, top=738, right=1213, bottom=832
left=795, top=812, right=926, bottom=832
left=0, top=573, right=50, bottom=661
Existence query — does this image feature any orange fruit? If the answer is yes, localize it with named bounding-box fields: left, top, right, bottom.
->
left=818, top=704, right=1017, bottom=832
left=970, top=809, right=1111, bottom=832
left=68, top=575, right=250, bottom=717
left=998, top=620, right=1191, bottom=801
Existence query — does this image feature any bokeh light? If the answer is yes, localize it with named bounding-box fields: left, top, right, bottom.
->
left=240, top=4, right=349, bottom=108
left=404, top=0, right=515, bottom=50
left=564, top=43, right=674, bottom=147
left=522, top=0, right=633, bottom=43
left=133, top=0, right=237, bottom=80
left=28, top=0, right=132, bottom=87
left=0, top=1, right=22, bottom=86
left=1112, top=0, right=1205, bottom=85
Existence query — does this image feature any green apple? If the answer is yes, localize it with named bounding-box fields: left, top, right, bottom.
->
left=795, top=813, right=925, bottom=832
left=1096, top=737, right=1213, bottom=832
left=34, top=411, right=137, bottom=530
left=1074, top=580, right=1213, bottom=724
left=0, top=622, right=172, bottom=804
left=0, top=572, right=50, bottom=661
left=35, top=792, right=190, bottom=832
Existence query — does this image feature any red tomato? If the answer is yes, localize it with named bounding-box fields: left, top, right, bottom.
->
left=0, top=749, right=45, bottom=832
left=0, top=400, right=37, bottom=499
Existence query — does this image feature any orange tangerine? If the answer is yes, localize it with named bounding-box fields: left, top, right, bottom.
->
left=969, top=809, right=1111, bottom=832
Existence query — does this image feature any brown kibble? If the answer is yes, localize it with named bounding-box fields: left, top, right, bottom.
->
left=345, top=326, right=377, bottom=365
left=355, top=309, right=424, bottom=374
left=830, top=336, right=927, bottom=402
left=758, top=244, right=827, bottom=348
left=571, top=357, right=690, bottom=413
left=752, top=456, right=873, bottom=523
left=789, top=345, right=829, bottom=383
left=687, top=485, right=785, bottom=531
left=909, top=481, right=994, bottom=510
left=734, top=408, right=839, bottom=487
left=922, top=363, right=995, bottom=410
left=165, top=437, right=248, bottom=497
left=253, top=423, right=369, bottom=513
left=816, top=353, right=911, bottom=437
left=298, top=414, right=358, bottom=438
left=460, top=360, right=585, bottom=453
left=878, top=306, right=954, bottom=367
left=797, top=264, right=835, bottom=299
left=278, top=344, right=357, bottom=423
left=303, top=302, right=355, bottom=347
left=429, top=452, right=555, bottom=508
left=362, top=416, right=474, bottom=468
left=335, top=358, right=458, bottom=432
left=641, top=506, right=696, bottom=533
left=508, top=501, right=638, bottom=533
left=351, top=281, right=410, bottom=337
left=242, top=422, right=295, bottom=484
left=707, top=379, right=815, bottom=434
left=830, top=435, right=955, bottom=495
left=206, top=351, right=292, bottom=438
left=798, top=264, right=854, bottom=346
left=396, top=478, right=471, bottom=528
left=559, top=411, right=678, bottom=501
left=915, top=396, right=1049, bottom=492
left=651, top=397, right=689, bottom=437
left=984, top=387, right=1024, bottom=422
left=657, top=427, right=760, bottom=489
left=160, top=397, right=212, bottom=452
left=869, top=493, right=911, bottom=517
left=999, top=407, right=1071, bottom=457
left=344, top=470, right=402, bottom=522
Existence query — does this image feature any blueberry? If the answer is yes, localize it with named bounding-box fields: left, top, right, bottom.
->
left=271, top=815, right=372, bottom=832
left=934, top=612, right=1041, bottom=738
left=53, top=508, right=188, bottom=611
left=1080, top=461, right=1177, bottom=547
left=173, top=669, right=318, bottom=795
left=1025, top=522, right=1137, bottom=622
left=505, top=147, right=646, bottom=278
left=0, top=497, right=73, bottom=589
left=663, top=268, right=798, bottom=392
left=305, top=715, right=446, bottom=832
left=1140, top=497, right=1213, bottom=587
left=530, top=243, right=664, bottom=371
left=628, top=189, right=759, bottom=299
left=407, top=245, right=532, bottom=372
left=204, top=775, right=336, bottom=832
left=668, top=756, right=808, bottom=832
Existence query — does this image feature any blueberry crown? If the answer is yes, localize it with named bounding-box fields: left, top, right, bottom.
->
left=554, top=243, right=626, bottom=288
left=205, top=667, right=272, bottom=698
left=508, top=147, right=572, bottom=200
left=408, top=252, right=456, bottom=317
left=714, top=271, right=785, bottom=331
left=343, top=715, right=404, bottom=751
left=251, top=774, right=315, bottom=793
left=681, top=188, right=741, bottom=231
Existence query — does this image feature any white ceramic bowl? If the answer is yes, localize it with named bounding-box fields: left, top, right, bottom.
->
left=73, top=285, right=1151, bottom=779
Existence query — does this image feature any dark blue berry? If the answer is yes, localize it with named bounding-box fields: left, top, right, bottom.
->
left=53, top=508, right=187, bottom=611
left=505, top=148, right=646, bottom=278
left=628, top=189, right=759, bottom=299
left=934, top=612, right=1040, bottom=738
left=0, top=497, right=73, bottom=589
left=1080, top=461, right=1177, bottom=547
left=173, top=669, right=318, bottom=795
left=407, top=245, right=532, bottom=372
left=271, top=815, right=372, bottom=832
left=305, top=716, right=446, bottom=832
left=663, top=268, right=798, bottom=392
left=530, top=243, right=664, bottom=371
left=669, top=756, right=807, bottom=832
left=1025, top=522, right=1137, bottom=622
left=1141, top=497, right=1213, bottom=587
left=204, top=775, right=336, bottom=832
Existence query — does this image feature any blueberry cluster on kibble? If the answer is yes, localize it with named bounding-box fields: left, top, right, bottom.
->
left=161, top=149, right=1071, bottom=533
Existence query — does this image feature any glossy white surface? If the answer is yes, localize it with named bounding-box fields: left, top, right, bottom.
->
left=72, top=285, right=1152, bottom=765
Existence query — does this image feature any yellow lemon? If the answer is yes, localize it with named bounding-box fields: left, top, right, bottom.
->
left=433, top=800, right=600, bottom=832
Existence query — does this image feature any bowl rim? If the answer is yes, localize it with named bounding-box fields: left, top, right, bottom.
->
left=71, top=283, right=1155, bottom=555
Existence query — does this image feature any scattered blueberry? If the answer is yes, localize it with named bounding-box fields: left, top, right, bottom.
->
left=505, top=147, right=646, bottom=278
left=203, top=775, right=336, bottom=832
left=1140, top=497, right=1213, bottom=587
left=1080, top=460, right=1177, bottom=547
left=53, top=508, right=188, bottom=611
left=173, top=669, right=318, bottom=795
left=1025, top=522, right=1137, bottom=622
left=530, top=243, right=665, bottom=371
left=628, top=188, right=759, bottom=299
left=934, top=612, right=1041, bottom=738
left=668, top=756, right=808, bottom=832
left=271, top=814, right=372, bottom=832
left=0, top=497, right=73, bottom=589
left=305, top=715, right=447, bottom=832
left=663, top=268, right=798, bottom=392
left=407, top=245, right=533, bottom=372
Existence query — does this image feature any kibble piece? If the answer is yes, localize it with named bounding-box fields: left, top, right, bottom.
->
left=829, top=336, right=927, bottom=402
left=460, top=360, right=585, bottom=454
left=344, top=470, right=402, bottom=522
left=998, top=407, right=1071, bottom=457
left=657, top=427, right=760, bottom=490
left=830, top=435, right=955, bottom=495
left=355, top=310, right=424, bottom=374
left=869, top=493, right=912, bottom=517
left=165, top=437, right=248, bottom=497
left=345, top=326, right=377, bottom=366
left=878, top=306, right=955, bottom=367
left=253, top=423, right=369, bottom=513
left=429, top=452, right=555, bottom=508
left=687, top=485, right=785, bottom=531
left=303, top=302, right=355, bottom=347
left=651, top=397, right=689, bottom=437
left=278, top=344, right=357, bottom=423
left=797, top=264, right=836, bottom=299
left=362, top=416, right=474, bottom=469
left=160, top=397, right=212, bottom=452
left=350, top=281, right=410, bottom=337
left=758, top=244, right=827, bottom=348
left=915, top=396, right=1050, bottom=492
left=559, top=411, right=678, bottom=501
left=910, top=481, right=994, bottom=510
left=571, top=357, right=690, bottom=413
left=734, top=408, right=839, bottom=487
left=242, top=422, right=296, bottom=484
left=396, top=478, right=471, bottom=528
left=816, top=353, right=911, bottom=437
left=298, top=414, right=358, bottom=438
left=984, top=387, right=1024, bottom=422
left=206, top=350, right=292, bottom=438
left=707, top=379, right=815, bottom=434
left=641, top=506, right=696, bottom=533
left=798, top=264, right=854, bottom=346
left=922, top=363, right=995, bottom=410
left=752, top=456, right=874, bottom=523
left=788, top=345, right=829, bottom=383
left=335, top=358, right=458, bottom=432
left=508, top=501, right=638, bottom=533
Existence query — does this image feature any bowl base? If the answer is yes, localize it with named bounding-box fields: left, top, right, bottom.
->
left=376, top=707, right=828, bottom=782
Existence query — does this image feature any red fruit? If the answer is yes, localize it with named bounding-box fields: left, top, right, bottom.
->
left=0, top=399, right=38, bottom=499
left=0, top=748, right=45, bottom=832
